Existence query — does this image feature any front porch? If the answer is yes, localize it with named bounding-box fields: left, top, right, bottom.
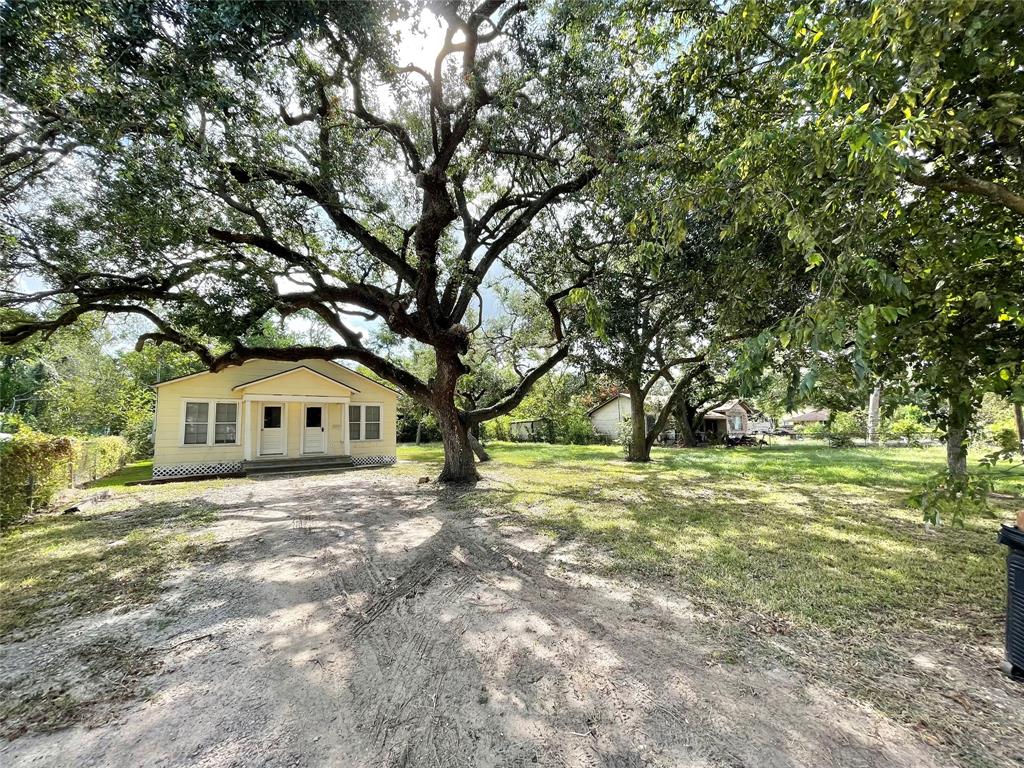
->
left=233, top=366, right=358, bottom=463
left=240, top=396, right=352, bottom=461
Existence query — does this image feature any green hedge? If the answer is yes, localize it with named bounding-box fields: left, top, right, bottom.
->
left=0, top=430, right=130, bottom=528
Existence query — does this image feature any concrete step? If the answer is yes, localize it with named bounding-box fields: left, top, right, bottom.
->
left=243, top=455, right=353, bottom=475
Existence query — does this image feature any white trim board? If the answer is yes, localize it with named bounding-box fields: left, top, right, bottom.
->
left=240, top=394, right=350, bottom=403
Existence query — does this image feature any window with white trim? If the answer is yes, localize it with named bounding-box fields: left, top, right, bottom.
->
left=183, top=400, right=239, bottom=445
left=183, top=402, right=209, bottom=445
left=365, top=406, right=381, bottom=440
left=214, top=402, right=238, bottom=444
left=348, top=405, right=361, bottom=441
left=348, top=404, right=382, bottom=441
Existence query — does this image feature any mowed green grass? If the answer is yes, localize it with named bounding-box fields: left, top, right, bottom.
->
left=85, top=459, right=154, bottom=489
left=396, top=441, right=1021, bottom=641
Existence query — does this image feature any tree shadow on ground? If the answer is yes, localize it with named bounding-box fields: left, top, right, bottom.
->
left=2, top=470, right=1018, bottom=768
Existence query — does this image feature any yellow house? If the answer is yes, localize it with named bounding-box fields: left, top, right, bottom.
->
left=152, top=359, right=398, bottom=480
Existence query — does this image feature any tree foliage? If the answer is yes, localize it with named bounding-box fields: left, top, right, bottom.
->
left=0, top=0, right=624, bottom=481
left=635, top=0, right=1024, bottom=477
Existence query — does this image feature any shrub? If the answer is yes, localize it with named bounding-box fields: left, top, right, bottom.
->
left=883, top=405, right=935, bottom=442
left=0, top=430, right=130, bottom=528
left=483, top=416, right=512, bottom=442
left=558, top=413, right=600, bottom=445
left=985, top=417, right=1021, bottom=453
left=1, top=429, right=76, bottom=528
left=74, top=436, right=132, bottom=485
left=797, top=422, right=827, bottom=437
left=0, top=412, right=30, bottom=434
left=617, top=417, right=634, bottom=455
left=824, top=411, right=864, bottom=448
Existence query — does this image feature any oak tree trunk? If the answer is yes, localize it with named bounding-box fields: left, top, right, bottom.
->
left=867, top=384, right=882, bottom=443
left=468, top=433, right=490, bottom=462
left=674, top=400, right=698, bottom=447
left=415, top=419, right=423, bottom=445
left=625, top=384, right=651, bottom=462
left=436, top=400, right=479, bottom=482
left=433, top=351, right=479, bottom=483
left=1014, top=403, right=1024, bottom=454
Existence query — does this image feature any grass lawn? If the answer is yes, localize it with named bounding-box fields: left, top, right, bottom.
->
left=0, top=483, right=219, bottom=637
left=85, top=459, right=154, bottom=489
left=396, top=441, right=1021, bottom=641
left=2, top=441, right=1018, bottom=763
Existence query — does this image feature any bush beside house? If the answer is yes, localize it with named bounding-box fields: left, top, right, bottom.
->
left=0, top=427, right=130, bottom=528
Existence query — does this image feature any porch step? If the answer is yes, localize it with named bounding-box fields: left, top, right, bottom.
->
left=243, top=455, right=354, bottom=476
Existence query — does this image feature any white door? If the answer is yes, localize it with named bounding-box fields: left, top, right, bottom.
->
left=303, top=405, right=325, bottom=454
left=259, top=405, right=285, bottom=456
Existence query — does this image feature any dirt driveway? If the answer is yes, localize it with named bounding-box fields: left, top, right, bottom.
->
left=0, top=471, right=966, bottom=767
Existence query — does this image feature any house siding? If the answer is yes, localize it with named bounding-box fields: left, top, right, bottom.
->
left=722, top=406, right=749, bottom=435
left=153, top=359, right=397, bottom=473
left=589, top=395, right=631, bottom=438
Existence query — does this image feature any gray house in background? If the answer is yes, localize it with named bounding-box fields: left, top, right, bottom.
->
left=780, top=408, right=831, bottom=428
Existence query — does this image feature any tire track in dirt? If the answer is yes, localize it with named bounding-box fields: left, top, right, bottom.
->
left=1, top=473, right=958, bottom=768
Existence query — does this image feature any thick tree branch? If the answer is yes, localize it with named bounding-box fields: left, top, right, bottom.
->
left=907, top=169, right=1024, bottom=216
left=465, top=343, right=570, bottom=424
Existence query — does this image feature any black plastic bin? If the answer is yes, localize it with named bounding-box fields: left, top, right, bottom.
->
left=998, top=524, right=1024, bottom=678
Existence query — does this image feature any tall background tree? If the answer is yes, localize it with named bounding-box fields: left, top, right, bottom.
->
left=569, top=183, right=809, bottom=461
left=634, top=0, right=1024, bottom=479
left=0, top=0, right=624, bottom=481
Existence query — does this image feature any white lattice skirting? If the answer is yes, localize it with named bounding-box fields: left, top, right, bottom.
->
left=153, top=462, right=244, bottom=480
left=352, top=455, right=397, bottom=467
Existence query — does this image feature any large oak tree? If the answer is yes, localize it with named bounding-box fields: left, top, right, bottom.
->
left=0, top=0, right=623, bottom=481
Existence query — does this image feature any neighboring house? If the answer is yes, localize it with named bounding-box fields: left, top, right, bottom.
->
left=747, top=412, right=775, bottom=434
left=508, top=418, right=552, bottom=442
left=780, top=408, right=832, bottom=428
left=152, top=359, right=398, bottom=480
left=701, top=399, right=756, bottom=437
left=587, top=394, right=656, bottom=439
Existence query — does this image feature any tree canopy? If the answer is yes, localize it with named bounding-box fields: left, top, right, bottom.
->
left=1, top=0, right=625, bottom=480
left=635, top=0, right=1024, bottom=474
left=1, top=0, right=1021, bottom=492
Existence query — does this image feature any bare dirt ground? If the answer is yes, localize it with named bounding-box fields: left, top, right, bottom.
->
left=0, top=471, right=1012, bottom=767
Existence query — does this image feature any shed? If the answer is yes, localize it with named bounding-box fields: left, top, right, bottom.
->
left=508, top=418, right=552, bottom=442
left=702, top=399, right=757, bottom=436
left=587, top=394, right=656, bottom=439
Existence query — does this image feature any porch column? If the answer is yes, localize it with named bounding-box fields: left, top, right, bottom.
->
left=343, top=401, right=351, bottom=456
left=243, top=399, right=253, bottom=461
